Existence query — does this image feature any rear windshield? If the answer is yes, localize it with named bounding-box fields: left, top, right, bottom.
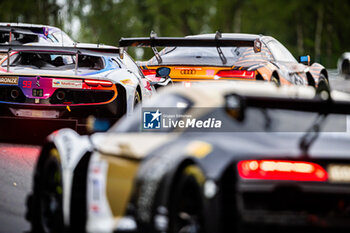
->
left=2, top=52, right=105, bottom=70
left=146, top=46, right=270, bottom=67
left=0, top=31, right=39, bottom=44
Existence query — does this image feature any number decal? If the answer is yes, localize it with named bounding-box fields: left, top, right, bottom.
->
left=23, top=81, right=32, bottom=88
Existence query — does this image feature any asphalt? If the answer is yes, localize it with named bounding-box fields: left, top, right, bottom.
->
left=0, top=144, right=40, bottom=233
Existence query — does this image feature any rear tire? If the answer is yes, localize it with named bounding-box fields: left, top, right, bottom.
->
left=316, top=74, right=330, bottom=97
left=27, top=148, right=64, bottom=233
left=168, top=165, right=205, bottom=233
left=134, top=90, right=141, bottom=107
left=341, top=59, right=350, bottom=76
left=270, top=75, right=280, bottom=87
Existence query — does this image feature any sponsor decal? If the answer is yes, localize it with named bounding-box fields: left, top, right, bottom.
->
left=43, top=27, right=49, bottom=37
left=52, top=79, right=82, bottom=89
left=0, top=76, right=18, bottom=85
left=120, top=79, right=134, bottom=85
left=206, top=69, right=215, bottom=76
left=254, top=38, right=262, bottom=53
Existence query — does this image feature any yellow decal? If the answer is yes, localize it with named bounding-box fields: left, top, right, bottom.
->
left=186, top=141, right=212, bottom=158
left=0, top=76, right=18, bottom=85
left=120, top=79, right=134, bottom=85
left=66, top=105, right=71, bottom=112
left=184, top=165, right=205, bottom=185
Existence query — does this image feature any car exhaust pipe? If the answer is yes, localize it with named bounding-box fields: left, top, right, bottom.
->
left=56, top=90, right=66, bottom=101
left=10, top=89, right=20, bottom=99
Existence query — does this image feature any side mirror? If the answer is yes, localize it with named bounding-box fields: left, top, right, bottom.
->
left=156, top=67, right=171, bottom=77
left=299, top=55, right=310, bottom=66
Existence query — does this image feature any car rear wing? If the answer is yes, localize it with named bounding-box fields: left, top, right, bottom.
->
left=0, top=44, right=120, bottom=57
left=119, top=36, right=255, bottom=48
left=119, top=31, right=260, bottom=64
left=0, top=26, right=38, bottom=36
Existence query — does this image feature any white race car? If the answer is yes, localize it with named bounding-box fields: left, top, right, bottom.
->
left=0, top=44, right=155, bottom=135
left=337, top=52, right=350, bottom=76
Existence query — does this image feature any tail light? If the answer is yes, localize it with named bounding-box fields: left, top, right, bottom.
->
left=142, top=69, right=156, bottom=76
left=237, top=160, right=328, bottom=182
left=216, top=70, right=255, bottom=79
left=85, top=79, right=113, bottom=87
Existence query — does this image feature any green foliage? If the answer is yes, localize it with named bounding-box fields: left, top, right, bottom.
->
left=1, top=0, right=350, bottom=67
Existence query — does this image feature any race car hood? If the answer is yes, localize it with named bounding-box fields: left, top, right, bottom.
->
left=90, top=132, right=179, bottom=160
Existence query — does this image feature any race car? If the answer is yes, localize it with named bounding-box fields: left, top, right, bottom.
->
left=119, top=32, right=330, bottom=92
left=337, top=52, right=350, bottom=77
left=0, top=44, right=154, bottom=136
left=0, top=22, right=74, bottom=59
left=26, top=81, right=350, bottom=233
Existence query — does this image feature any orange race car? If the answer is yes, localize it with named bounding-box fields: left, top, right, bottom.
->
left=119, top=32, right=329, bottom=92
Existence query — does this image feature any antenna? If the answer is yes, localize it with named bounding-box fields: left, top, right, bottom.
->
left=59, top=10, right=64, bottom=46
left=75, top=50, right=80, bottom=75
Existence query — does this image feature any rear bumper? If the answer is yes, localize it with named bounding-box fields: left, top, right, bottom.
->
left=236, top=180, right=350, bottom=231
left=0, top=96, right=123, bottom=121
left=0, top=96, right=125, bottom=140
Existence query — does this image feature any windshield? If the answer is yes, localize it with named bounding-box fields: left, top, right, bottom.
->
left=146, top=46, right=270, bottom=67
left=267, top=40, right=297, bottom=63
left=52, top=31, right=74, bottom=44
left=1, top=52, right=105, bottom=70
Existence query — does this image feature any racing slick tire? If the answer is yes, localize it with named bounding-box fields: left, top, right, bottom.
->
left=270, top=75, right=280, bottom=87
left=316, top=74, right=330, bottom=96
left=341, top=59, right=350, bottom=76
left=168, top=165, right=206, bottom=233
left=134, top=90, right=141, bottom=107
left=26, top=148, right=64, bottom=233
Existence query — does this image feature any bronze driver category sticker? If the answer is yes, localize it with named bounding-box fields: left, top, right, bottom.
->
left=0, top=76, right=19, bottom=85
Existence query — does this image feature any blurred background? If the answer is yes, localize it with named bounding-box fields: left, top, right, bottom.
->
left=0, top=0, right=350, bottom=67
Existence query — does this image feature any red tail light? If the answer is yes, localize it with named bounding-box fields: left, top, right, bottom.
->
left=237, top=160, right=328, bottom=182
left=85, top=79, right=113, bottom=87
left=216, top=70, right=255, bottom=79
left=142, top=69, right=157, bottom=76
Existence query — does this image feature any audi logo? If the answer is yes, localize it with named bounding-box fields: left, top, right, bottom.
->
left=180, top=69, right=196, bottom=75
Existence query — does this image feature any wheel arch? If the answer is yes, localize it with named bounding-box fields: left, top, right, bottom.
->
left=136, top=84, right=142, bottom=101
left=271, top=71, right=280, bottom=80
left=320, top=68, right=329, bottom=81
left=306, top=72, right=315, bottom=87
left=341, top=59, right=350, bottom=75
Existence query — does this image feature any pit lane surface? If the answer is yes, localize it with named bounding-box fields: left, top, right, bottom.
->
left=0, top=70, right=347, bottom=232
left=0, top=143, right=40, bottom=233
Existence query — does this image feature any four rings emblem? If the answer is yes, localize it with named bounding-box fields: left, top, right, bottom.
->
left=180, top=69, right=196, bottom=75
